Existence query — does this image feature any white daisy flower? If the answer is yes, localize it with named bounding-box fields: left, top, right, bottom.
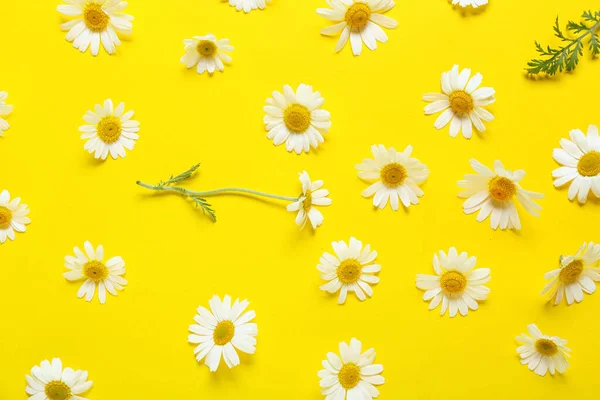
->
left=0, top=190, right=31, bottom=244
left=63, top=241, right=127, bottom=304
left=80, top=99, right=139, bottom=160
left=458, top=159, right=543, bottom=230
left=286, top=171, right=332, bottom=230
left=57, top=0, right=133, bottom=56
left=317, top=0, right=398, bottom=56
left=180, top=34, right=233, bottom=75
left=318, top=338, right=385, bottom=399
left=26, top=358, right=92, bottom=400
left=423, top=65, right=495, bottom=139
left=264, top=84, right=331, bottom=154
left=541, top=242, right=600, bottom=306
left=318, top=237, right=381, bottom=304
left=416, top=247, right=490, bottom=317
left=0, top=91, right=14, bottom=136
left=356, top=144, right=429, bottom=210
left=189, top=295, right=258, bottom=372
left=452, top=0, right=488, bottom=8
left=516, top=324, right=570, bottom=376
left=228, top=0, right=270, bottom=13
left=552, top=125, right=600, bottom=203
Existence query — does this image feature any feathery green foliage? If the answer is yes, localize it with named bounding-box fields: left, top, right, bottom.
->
left=526, top=10, right=600, bottom=76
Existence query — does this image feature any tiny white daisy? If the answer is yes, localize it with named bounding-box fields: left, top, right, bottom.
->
left=286, top=171, right=332, bottom=230
left=189, top=295, right=258, bottom=372
left=63, top=241, right=127, bottom=304
left=423, top=65, right=495, bottom=139
left=0, top=190, right=31, bottom=244
left=416, top=247, right=490, bottom=317
left=458, top=159, right=543, bottom=230
left=180, top=34, right=233, bottom=75
left=264, top=84, right=331, bottom=154
left=318, top=338, right=385, bottom=399
left=228, top=0, right=270, bottom=13
left=452, top=0, right=488, bottom=8
left=80, top=99, right=139, bottom=160
left=57, top=0, right=133, bottom=56
left=0, top=91, right=14, bottom=136
left=318, top=237, right=381, bottom=304
left=541, top=242, right=600, bottom=306
left=516, top=324, right=570, bottom=376
left=317, top=0, right=398, bottom=56
left=26, top=358, right=92, bottom=400
left=356, top=144, right=429, bottom=210
left=552, top=125, right=600, bottom=203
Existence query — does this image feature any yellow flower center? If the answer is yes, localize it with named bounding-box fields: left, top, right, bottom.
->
left=196, top=40, right=216, bottom=57
left=488, top=176, right=516, bottom=201
left=440, top=271, right=466, bottom=294
left=83, top=2, right=109, bottom=31
left=338, top=363, right=361, bottom=389
left=284, top=104, right=311, bottom=133
left=45, top=381, right=71, bottom=400
left=336, top=259, right=361, bottom=284
left=83, top=260, right=109, bottom=282
left=0, top=206, right=12, bottom=228
left=559, top=259, right=583, bottom=284
left=577, top=151, right=600, bottom=177
left=213, top=320, right=235, bottom=345
left=97, top=115, right=122, bottom=144
left=380, top=163, right=407, bottom=187
left=449, top=90, right=474, bottom=115
left=535, top=339, right=558, bottom=356
left=345, top=3, right=371, bottom=28
left=302, top=190, right=313, bottom=212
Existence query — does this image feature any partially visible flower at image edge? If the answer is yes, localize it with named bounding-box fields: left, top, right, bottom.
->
left=0, top=190, right=31, bottom=244
left=286, top=171, right=332, bottom=229
left=452, top=0, right=488, bottom=8
left=0, top=91, right=13, bottom=136
left=26, top=358, right=92, bottom=400
left=228, top=0, right=271, bottom=13
left=181, top=34, right=233, bottom=75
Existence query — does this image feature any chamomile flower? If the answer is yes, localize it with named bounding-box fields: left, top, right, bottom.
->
left=189, top=295, right=258, bottom=372
left=264, top=84, right=331, bottom=154
left=0, top=91, right=13, bottom=136
left=318, top=237, right=381, bottom=304
left=516, top=324, right=570, bottom=376
left=317, top=0, right=398, bottom=56
left=63, top=241, right=127, bottom=304
left=286, top=171, right=332, bottom=230
left=458, top=159, right=543, bottom=230
left=452, top=0, right=488, bottom=7
left=552, top=125, right=600, bottom=203
left=356, top=144, right=429, bottom=210
left=181, top=35, right=233, bottom=75
left=57, top=0, right=133, bottom=56
left=80, top=99, right=139, bottom=160
left=423, top=65, right=495, bottom=139
left=541, top=242, right=600, bottom=306
left=318, top=338, right=385, bottom=399
left=0, top=190, right=30, bottom=244
left=228, top=0, right=270, bottom=13
left=416, top=247, right=490, bottom=317
left=26, top=358, right=92, bottom=400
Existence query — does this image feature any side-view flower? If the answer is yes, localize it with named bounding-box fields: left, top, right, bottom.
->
left=0, top=190, right=31, bottom=244
left=0, top=91, right=13, bottom=136
left=181, top=34, right=233, bottom=75
left=26, top=358, right=92, bottom=400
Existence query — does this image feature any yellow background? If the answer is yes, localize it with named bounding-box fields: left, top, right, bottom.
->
left=1, top=0, right=600, bottom=398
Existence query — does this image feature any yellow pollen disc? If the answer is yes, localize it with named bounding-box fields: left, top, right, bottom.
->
left=440, top=271, right=466, bottom=294
left=345, top=3, right=371, bottom=28
left=0, top=206, right=12, bottom=228
left=45, top=381, right=71, bottom=400
left=302, top=190, right=313, bottom=212
left=559, top=259, right=583, bottom=284
left=380, top=163, right=407, bottom=188
left=535, top=339, right=558, bottom=356
left=213, top=320, right=235, bottom=345
left=83, top=3, right=109, bottom=31
left=336, top=259, right=362, bottom=284
left=449, top=90, right=474, bottom=115
left=97, top=115, right=122, bottom=144
left=577, top=151, right=600, bottom=177
left=83, top=260, right=109, bottom=282
left=196, top=40, right=217, bottom=57
left=488, top=176, right=516, bottom=201
left=283, top=104, right=311, bottom=133
left=338, top=363, right=361, bottom=389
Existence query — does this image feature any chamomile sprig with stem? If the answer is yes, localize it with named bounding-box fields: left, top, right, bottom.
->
left=136, top=164, right=332, bottom=229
